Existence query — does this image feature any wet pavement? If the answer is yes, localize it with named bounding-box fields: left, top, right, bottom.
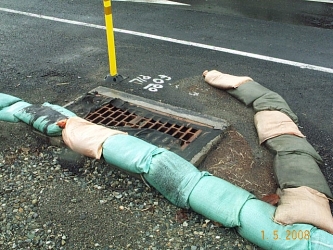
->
left=179, top=0, right=333, bottom=29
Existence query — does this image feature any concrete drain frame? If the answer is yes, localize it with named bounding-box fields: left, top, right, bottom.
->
left=65, top=86, right=229, bottom=166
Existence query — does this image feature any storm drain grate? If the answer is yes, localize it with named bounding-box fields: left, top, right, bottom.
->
left=65, top=88, right=228, bottom=166
left=85, top=102, right=202, bottom=149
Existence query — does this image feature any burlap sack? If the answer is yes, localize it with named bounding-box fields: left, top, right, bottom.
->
left=274, top=186, right=333, bottom=234
left=254, top=110, right=305, bottom=144
left=62, top=116, right=127, bottom=159
left=203, top=70, right=253, bottom=89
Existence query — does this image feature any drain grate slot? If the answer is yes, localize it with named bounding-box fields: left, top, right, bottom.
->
left=85, top=102, right=202, bottom=149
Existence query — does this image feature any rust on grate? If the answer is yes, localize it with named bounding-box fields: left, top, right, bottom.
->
left=85, top=102, right=202, bottom=149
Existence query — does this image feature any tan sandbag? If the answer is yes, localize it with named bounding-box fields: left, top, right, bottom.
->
left=203, top=70, right=253, bottom=89
left=274, top=186, right=333, bottom=234
left=254, top=110, right=305, bottom=144
left=62, top=116, right=127, bottom=159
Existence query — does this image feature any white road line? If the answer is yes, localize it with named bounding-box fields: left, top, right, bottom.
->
left=305, top=0, right=333, bottom=3
left=112, top=0, right=190, bottom=6
left=1, top=7, right=332, bottom=74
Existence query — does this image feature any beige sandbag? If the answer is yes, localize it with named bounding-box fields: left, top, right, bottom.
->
left=62, top=116, right=127, bottom=159
left=254, top=110, right=305, bottom=144
left=203, top=70, right=253, bottom=89
left=274, top=186, right=333, bottom=234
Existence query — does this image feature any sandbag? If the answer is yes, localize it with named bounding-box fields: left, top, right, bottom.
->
left=274, top=186, right=333, bottom=234
left=0, top=101, right=31, bottom=122
left=237, top=198, right=315, bottom=250
left=102, top=134, right=164, bottom=174
left=254, top=110, right=305, bottom=144
left=189, top=175, right=255, bottom=227
left=13, top=102, right=76, bottom=136
left=273, top=152, right=332, bottom=198
left=264, top=135, right=323, bottom=165
left=203, top=70, right=253, bottom=89
left=227, top=81, right=271, bottom=106
left=62, top=117, right=127, bottom=159
left=0, top=93, right=22, bottom=109
left=143, top=150, right=209, bottom=209
left=253, top=91, right=299, bottom=124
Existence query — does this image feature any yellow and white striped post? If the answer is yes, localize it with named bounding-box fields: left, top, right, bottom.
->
left=103, top=0, right=124, bottom=83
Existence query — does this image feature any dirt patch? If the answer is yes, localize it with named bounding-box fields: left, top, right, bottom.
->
left=201, top=127, right=277, bottom=199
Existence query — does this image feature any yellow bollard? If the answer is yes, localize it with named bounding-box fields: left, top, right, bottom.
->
left=103, top=0, right=123, bottom=83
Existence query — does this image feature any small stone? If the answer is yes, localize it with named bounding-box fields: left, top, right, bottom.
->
left=115, top=194, right=122, bottom=199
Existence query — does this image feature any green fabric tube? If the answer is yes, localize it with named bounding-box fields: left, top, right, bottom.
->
left=0, top=101, right=31, bottom=122
left=13, top=102, right=77, bottom=136
left=102, top=134, right=164, bottom=174
left=273, top=152, right=332, bottom=198
left=189, top=175, right=255, bottom=227
left=237, top=198, right=316, bottom=250
left=265, top=135, right=323, bottom=165
left=252, top=91, right=299, bottom=124
left=0, top=93, right=22, bottom=109
left=227, top=81, right=270, bottom=106
left=144, top=150, right=210, bottom=209
left=310, top=228, right=333, bottom=249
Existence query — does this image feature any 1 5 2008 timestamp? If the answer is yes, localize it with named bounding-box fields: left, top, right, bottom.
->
left=261, top=230, right=310, bottom=240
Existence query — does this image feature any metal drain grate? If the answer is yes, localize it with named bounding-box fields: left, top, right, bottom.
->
left=65, top=89, right=228, bottom=166
left=85, top=102, right=202, bottom=149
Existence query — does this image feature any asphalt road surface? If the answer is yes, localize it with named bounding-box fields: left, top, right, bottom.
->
left=1, top=0, right=333, bottom=246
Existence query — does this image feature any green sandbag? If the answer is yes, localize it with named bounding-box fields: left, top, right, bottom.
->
left=252, top=91, right=299, bottom=124
left=13, top=102, right=77, bottom=136
left=0, top=93, right=22, bottom=109
left=265, top=135, right=323, bottom=165
left=274, top=152, right=332, bottom=198
left=0, top=101, right=31, bottom=122
left=310, top=228, right=333, bottom=249
left=189, top=175, right=255, bottom=227
left=237, top=198, right=315, bottom=250
left=102, top=134, right=165, bottom=174
left=227, top=81, right=270, bottom=106
left=143, top=150, right=209, bottom=209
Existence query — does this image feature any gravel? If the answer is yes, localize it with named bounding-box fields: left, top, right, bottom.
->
left=0, top=126, right=260, bottom=250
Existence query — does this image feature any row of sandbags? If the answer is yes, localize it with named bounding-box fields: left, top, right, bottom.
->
left=203, top=70, right=333, bottom=235
left=204, top=70, right=332, bottom=197
left=1, top=89, right=333, bottom=249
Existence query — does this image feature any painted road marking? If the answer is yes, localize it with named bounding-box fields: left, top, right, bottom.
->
left=0, top=7, right=332, bottom=74
left=112, top=0, right=190, bottom=6
left=305, top=0, right=333, bottom=3
left=129, top=74, right=172, bottom=92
